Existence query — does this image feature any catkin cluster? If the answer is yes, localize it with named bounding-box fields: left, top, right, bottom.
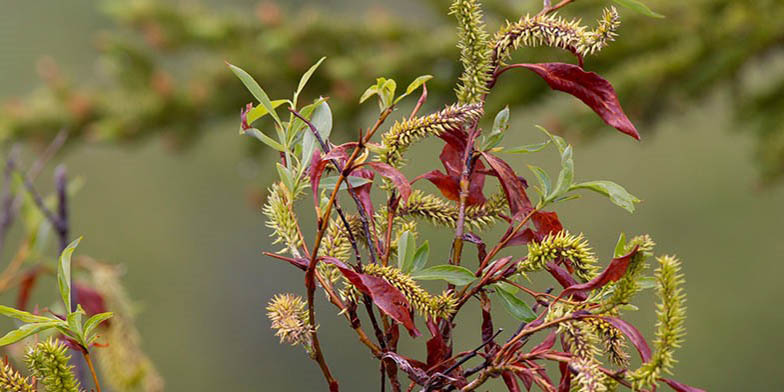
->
left=0, top=360, right=33, bottom=392
left=25, top=339, right=83, bottom=392
left=377, top=104, right=483, bottom=168
left=492, top=7, right=620, bottom=65
left=266, top=294, right=313, bottom=349
left=519, top=231, right=599, bottom=281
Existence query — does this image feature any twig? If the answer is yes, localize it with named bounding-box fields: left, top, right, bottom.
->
left=83, top=352, right=102, bottom=392
left=0, top=146, right=21, bottom=256
left=536, top=0, right=575, bottom=17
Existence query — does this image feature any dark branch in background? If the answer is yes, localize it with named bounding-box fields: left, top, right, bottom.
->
left=0, top=146, right=21, bottom=256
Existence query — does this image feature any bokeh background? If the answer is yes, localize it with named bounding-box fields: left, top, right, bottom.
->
left=1, top=0, right=783, bottom=390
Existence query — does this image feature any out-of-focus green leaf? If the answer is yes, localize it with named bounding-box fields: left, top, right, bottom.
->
left=395, top=75, right=433, bottom=104
left=482, top=106, right=510, bottom=150
left=614, top=233, right=627, bottom=258
left=528, top=165, right=551, bottom=198
left=295, top=57, right=326, bottom=103
left=547, top=145, right=574, bottom=203
left=318, top=176, right=372, bottom=191
left=84, top=312, right=114, bottom=339
left=228, top=62, right=282, bottom=127
left=245, top=100, right=289, bottom=125
left=58, top=237, right=82, bottom=313
left=412, top=241, right=430, bottom=273
left=536, top=125, right=567, bottom=154
left=242, top=128, right=285, bottom=151
left=0, top=322, right=60, bottom=347
left=411, top=265, right=476, bottom=285
left=612, top=0, right=664, bottom=18
left=502, top=141, right=550, bottom=154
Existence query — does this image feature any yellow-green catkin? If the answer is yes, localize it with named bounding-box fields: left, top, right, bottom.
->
left=629, top=255, right=687, bottom=390
left=398, top=190, right=505, bottom=231
left=602, top=235, right=655, bottom=311
left=450, top=0, right=493, bottom=103
left=266, top=293, right=313, bottom=349
left=262, top=182, right=302, bottom=256
left=492, top=7, right=620, bottom=65
left=377, top=104, right=483, bottom=168
left=519, top=231, right=599, bottom=281
left=92, top=264, right=164, bottom=392
left=25, top=338, right=83, bottom=392
left=317, top=219, right=354, bottom=283
left=560, top=321, right=606, bottom=392
left=0, top=360, right=33, bottom=392
left=352, top=264, right=457, bottom=320
left=586, top=317, right=630, bottom=368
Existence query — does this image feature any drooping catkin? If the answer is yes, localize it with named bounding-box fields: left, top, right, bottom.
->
left=266, top=293, right=312, bottom=349
left=450, top=0, right=493, bottom=103
left=377, top=104, right=483, bottom=168
left=629, top=255, right=687, bottom=390
left=262, top=182, right=303, bottom=256
left=25, top=338, right=83, bottom=392
left=518, top=231, right=599, bottom=281
left=398, top=190, right=505, bottom=231
left=91, top=264, right=164, bottom=392
left=0, top=359, right=33, bottom=392
left=492, top=7, right=620, bottom=66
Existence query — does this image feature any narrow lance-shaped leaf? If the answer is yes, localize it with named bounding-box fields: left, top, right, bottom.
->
left=493, top=282, right=536, bottom=322
left=242, top=128, right=285, bottom=151
left=301, top=101, right=333, bottom=165
left=0, top=322, right=60, bottom=346
left=411, top=265, right=477, bottom=286
left=0, top=305, right=56, bottom=324
left=84, top=312, right=114, bottom=339
left=612, top=0, right=665, bottom=18
left=481, top=152, right=533, bottom=219
left=547, top=145, right=574, bottom=204
left=561, top=245, right=640, bottom=297
left=503, top=141, right=550, bottom=154
left=58, top=237, right=82, bottom=313
left=660, top=378, right=706, bottom=392
left=295, top=57, right=327, bottom=103
left=397, top=231, right=416, bottom=273
left=228, top=62, right=283, bottom=127
left=412, top=241, right=430, bottom=273
left=363, top=162, right=412, bottom=204
left=518, top=63, right=640, bottom=140
left=394, top=75, right=433, bottom=104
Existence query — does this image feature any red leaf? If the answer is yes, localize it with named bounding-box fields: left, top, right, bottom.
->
left=16, top=269, right=41, bottom=311
left=591, top=316, right=652, bottom=363
left=546, top=262, right=587, bottom=302
left=74, top=285, right=108, bottom=316
left=323, top=142, right=358, bottom=162
left=382, top=352, right=429, bottom=384
left=480, top=152, right=533, bottom=219
left=561, top=245, right=639, bottom=297
left=515, top=370, right=534, bottom=391
left=558, top=362, right=572, bottom=392
left=530, top=330, right=557, bottom=355
left=506, top=211, right=563, bottom=247
left=364, top=162, right=412, bottom=204
left=418, top=170, right=460, bottom=201
left=417, top=144, right=486, bottom=205
left=309, top=149, right=329, bottom=207
left=660, top=378, right=706, bottom=392
left=321, top=257, right=420, bottom=336
left=517, top=63, right=640, bottom=140
left=503, top=371, right=522, bottom=392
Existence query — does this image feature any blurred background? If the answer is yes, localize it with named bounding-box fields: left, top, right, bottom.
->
left=1, top=0, right=783, bottom=390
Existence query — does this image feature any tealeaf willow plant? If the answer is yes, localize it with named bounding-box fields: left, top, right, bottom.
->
left=232, top=1, right=702, bottom=391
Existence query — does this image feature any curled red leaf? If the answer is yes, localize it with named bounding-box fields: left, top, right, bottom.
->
left=506, top=210, right=564, bottom=247
left=660, top=378, right=706, bottom=392
left=516, top=63, right=640, bottom=140
left=503, top=371, right=522, bottom=392
left=416, top=144, right=486, bottom=205
left=364, top=162, right=412, bottom=204
left=561, top=245, right=639, bottom=297
left=309, top=149, right=328, bottom=207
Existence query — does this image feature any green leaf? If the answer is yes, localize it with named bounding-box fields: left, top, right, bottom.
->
left=412, top=241, right=430, bottom=273
left=0, top=322, right=60, bottom=346
left=502, top=141, right=550, bottom=154
left=536, top=125, right=567, bottom=154
left=245, top=100, right=289, bottom=125
left=482, top=107, right=510, bottom=150
left=228, top=62, right=283, bottom=127
left=301, top=101, right=333, bottom=165
left=547, top=145, right=574, bottom=203
left=295, top=57, right=326, bottom=103
left=276, top=163, right=295, bottom=192
left=611, top=0, right=665, bottom=18
left=528, top=165, right=551, bottom=198
left=359, top=85, right=380, bottom=104
left=318, top=176, right=372, bottom=191
left=569, top=180, right=641, bottom=213
left=397, top=231, right=416, bottom=273
left=494, top=283, right=536, bottom=322
left=614, top=233, right=627, bottom=258
left=394, top=75, right=433, bottom=104
left=380, top=78, right=397, bottom=108
left=84, top=312, right=113, bottom=338
left=0, top=305, right=55, bottom=324
left=58, top=237, right=81, bottom=313
left=411, top=265, right=476, bottom=286
left=242, top=128, right=285, bottom=151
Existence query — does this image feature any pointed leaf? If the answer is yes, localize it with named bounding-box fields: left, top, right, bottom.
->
left=503, top=141, right=550, bottom=154
left=494, top=283, right=537, bottom=322
left=296, top=57, right=326, bottom=99
left=614, top=233, right=628, bottom=258
left=58, top=237, right=81, bottom=313
left=411, top=265, right=476, bottom=286
left=481, top=152, right=533, bottom=219
left=364, top=162, right=412, bottom=204
left=612, top=0, right=665, bottom=18
left=0, top=305, right=55, bottom=324
left=228, top=63, right=282, bottom=127
left=302, top=101, right=333, bottom=164
left=570, top=180, right=640, bottom=213
left=0, top=322, right=60, bottom=346
left=242, top=128, right=285, bottom=151
left=561, top=245, right=640, bottom=297
left=547, top=145, right=574, bottom=203
left=519, top=63, right=640, bottom=140
left=245, top=100, right=289, bottom=126
left=84, top=312, right=114, bottom=338
left=395, top=75, right=433, bottom=104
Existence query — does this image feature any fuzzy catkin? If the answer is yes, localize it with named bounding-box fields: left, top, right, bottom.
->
left=629, top=255, right=687, bottom=390
left=561, top=321, right=606, bottom=392
left=267, top=293, right=313, bottom=349
left=0, top=360, right=33, bottom=392
left=519, top=231, right=599, bottom=281
left=450, top=0, right=493, bottom=103
left=602, top=235, right=656, bottom=311
left=262, top=182, right=303, bottom=256
left=398, top=190, right=505, bottom=231
left=377, top=104, right=483, bottom=168
left=25, top=339, right=83, bottom=392
left=91, top=264, right=164, bottom=392
left=492, top=7, right=620, bottom=66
